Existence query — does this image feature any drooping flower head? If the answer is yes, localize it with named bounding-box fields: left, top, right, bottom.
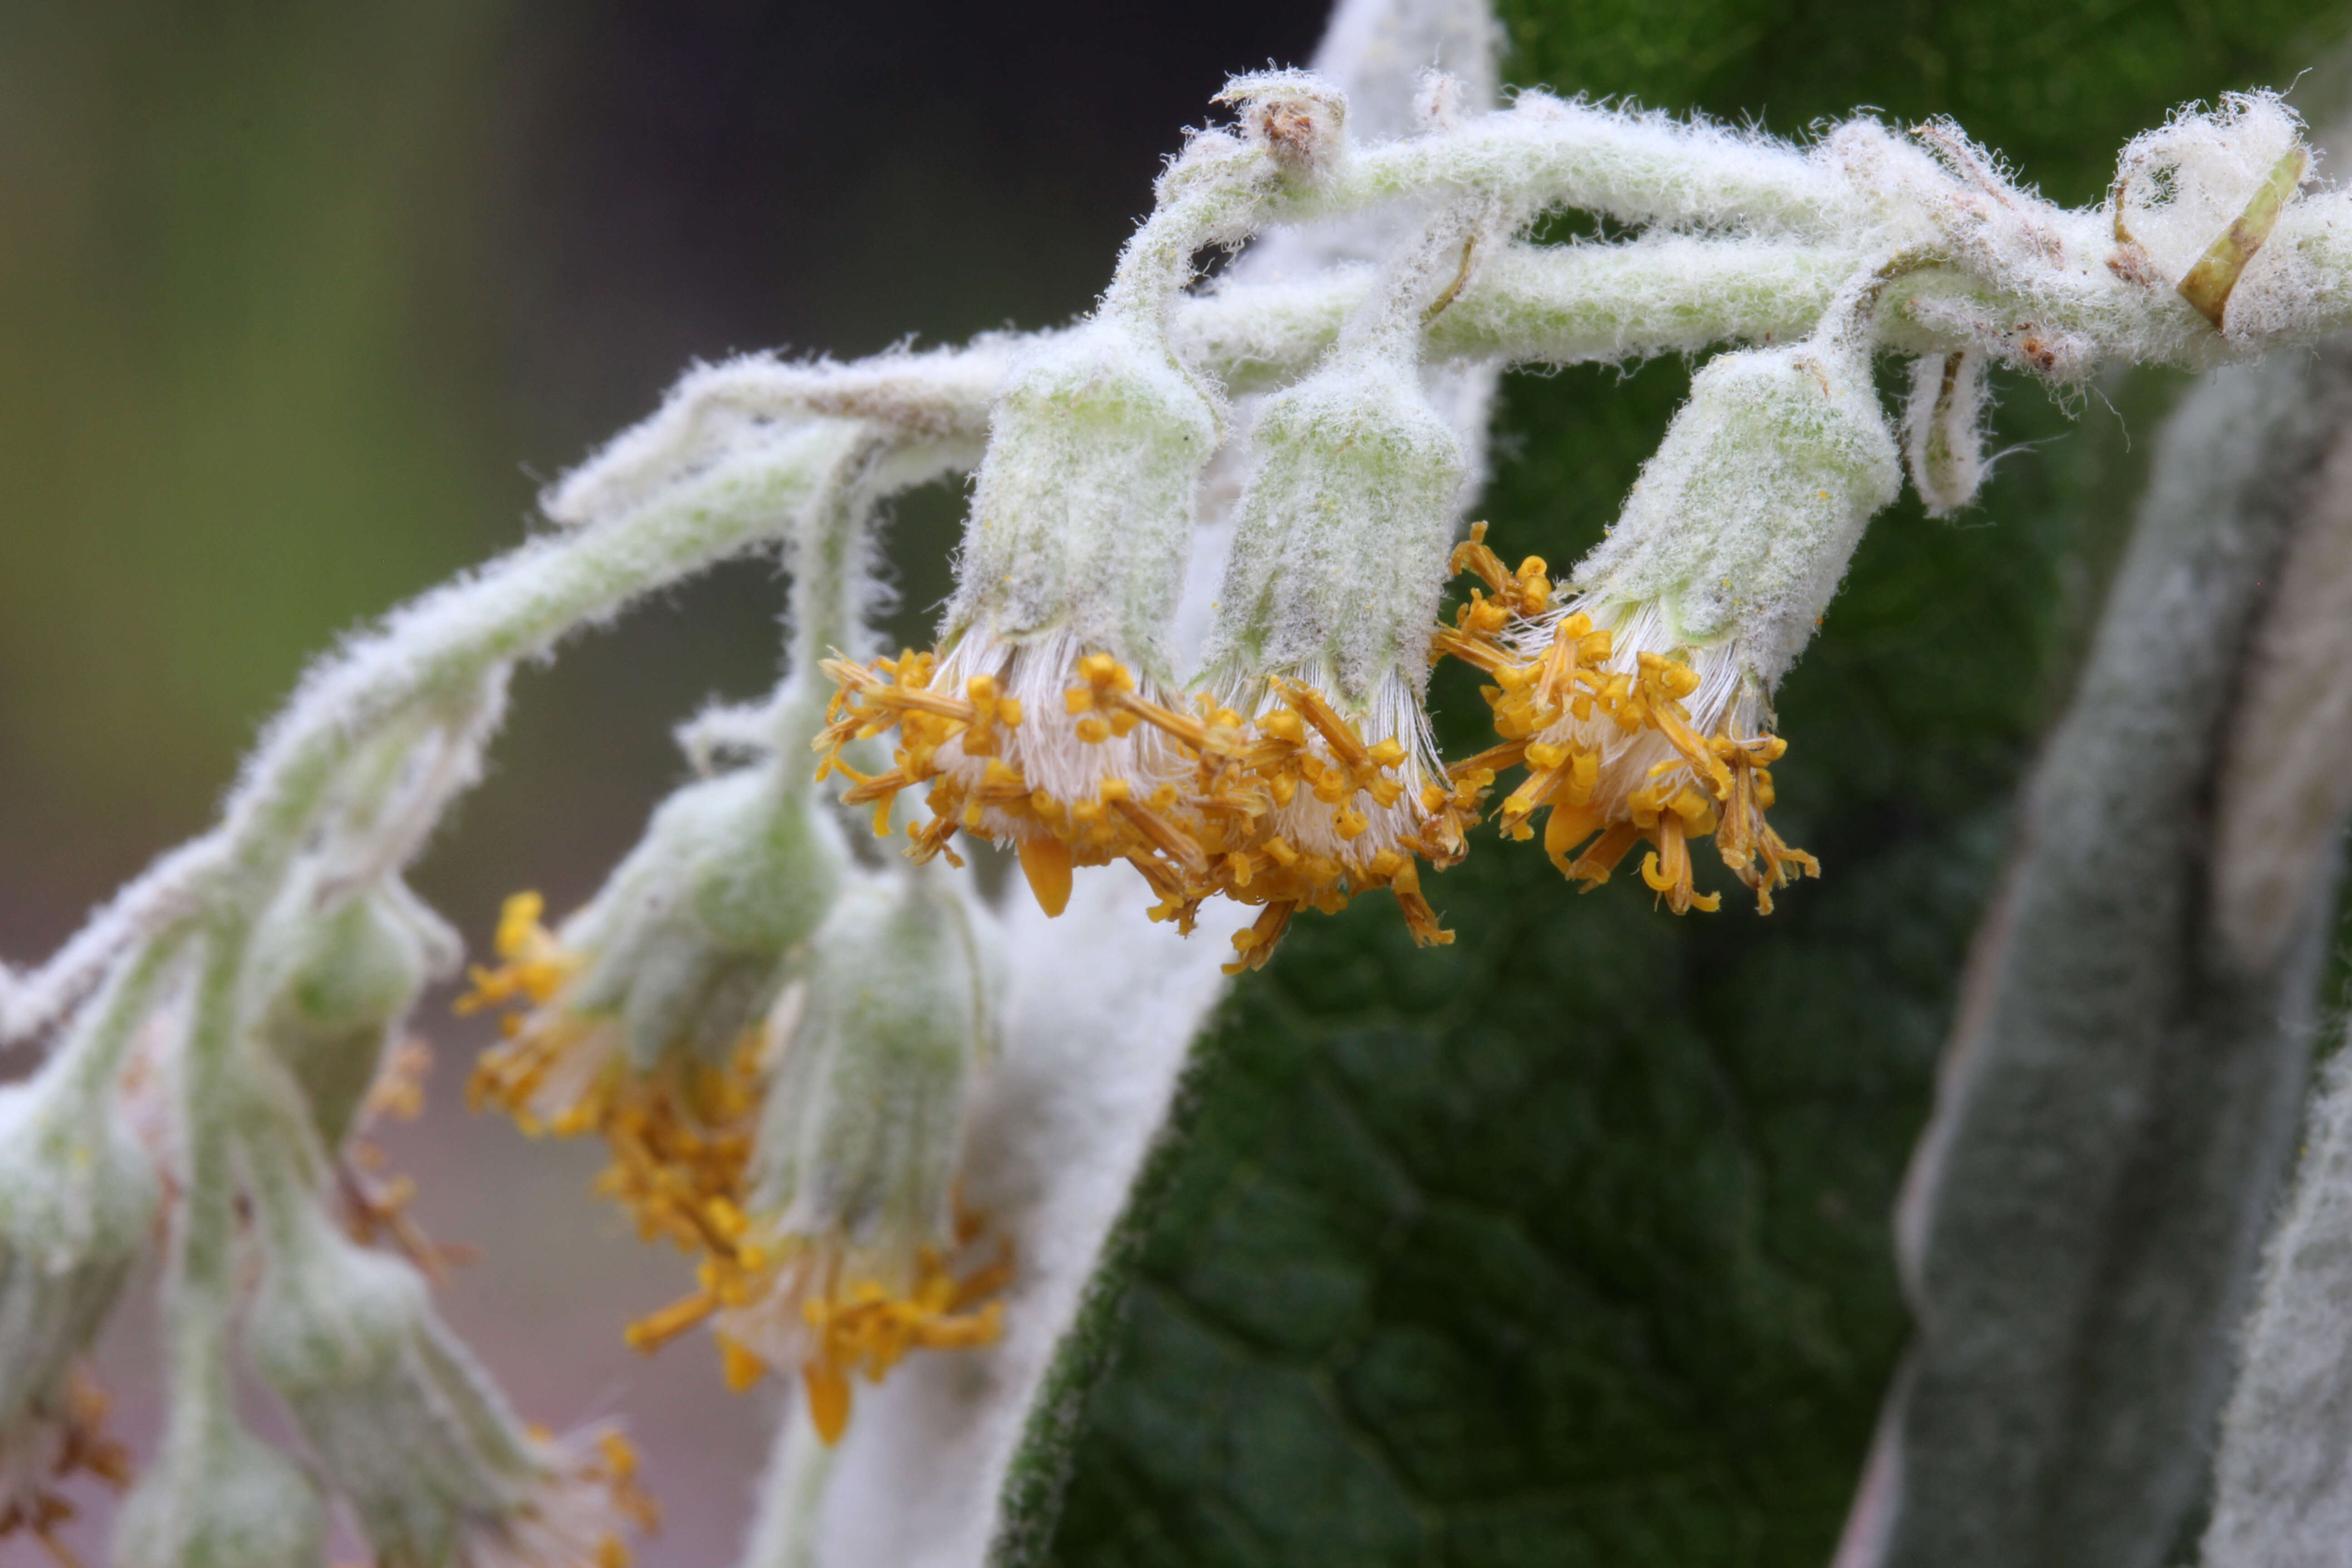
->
left=463, top=760, right=846, bottom=1286
left=637, top=863, right=1005, bottom=1446
left=829, top=284, right=1222, bottom=874
left=244, top=1137, right=656, bottom=1568
left=1191, top=206, right=1493, bottom=967
left=1448, top=326, right=1900, bottom=914
left=818, top=75, right=1352, bottom=921
left=0, top=1005, right=161, bottom=1559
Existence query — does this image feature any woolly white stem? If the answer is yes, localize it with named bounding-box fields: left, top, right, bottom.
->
left=740, top=1406, right=839, bottom=1568
left=48, top=926, right=188, bottom=1109
left=1274, top=89, right=1861, bottom=233
left=4, top=428, right=855, bottom=1045
left=158, top=918, right=254, bottom=1451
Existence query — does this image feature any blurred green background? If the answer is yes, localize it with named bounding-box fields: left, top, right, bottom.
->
left=5, top=1, right=2347, bottom=1565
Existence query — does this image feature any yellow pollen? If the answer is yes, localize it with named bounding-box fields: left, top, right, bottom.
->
left=818, top=566, right=1769, bottom=966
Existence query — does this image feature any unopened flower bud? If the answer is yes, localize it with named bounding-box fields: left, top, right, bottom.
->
left=247, top=1182, right=653, bottom=1566
left=629, top=866, right=1003, bottom=1446
left=112, top=1420, right=325, bottom=1568
left=0, top=1058, right=159, bottom=1535
left=0, top=1077, right=156, bottom=1298
left=248, top=868, right=456, bottom=1148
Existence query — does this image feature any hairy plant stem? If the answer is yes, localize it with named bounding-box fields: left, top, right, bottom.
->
left=160, top=916, right=258, bottom=1454
left=7, top=436, right=849, bottom=1045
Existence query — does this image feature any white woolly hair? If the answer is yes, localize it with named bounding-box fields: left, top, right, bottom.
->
left=926, top=627, right=1194, bottom=824
left=2115, top=91, right=2306, bottom=290
left=543, top=344, right=1011, bottom=527
left=1212, top=659, right=1447, bottom=864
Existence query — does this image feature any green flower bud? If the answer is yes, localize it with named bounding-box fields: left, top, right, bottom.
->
left=246, top=1189, right=652, bottom=1567
left=0, top=1067, right=159, bottom=1508
left=112, top=1420, right=325, bottom=1568
left=248, top=869, right=456, bottom=1147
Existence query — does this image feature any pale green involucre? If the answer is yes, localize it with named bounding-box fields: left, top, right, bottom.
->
left=566, top=761, right=848, bottom=1072
left=245, top=1180, right=604, bottom=1568
left=1201, top=198, right=1480, bottom=714
left=1572, top=334, right=1901, bottom=684
left=753, top=864, right=995, bottom=1274
left=944, top=315, right=1223, bottom=680
left=113, top=1419, right=327, bottom=1568
left=247, top=867, right=454, bottom=1147
left=0, top=1075, right=158, bottom=1429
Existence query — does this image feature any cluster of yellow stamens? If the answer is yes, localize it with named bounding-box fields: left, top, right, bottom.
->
left=459, top=893, right=1008, bottom=1447
left=818, top=650, right=1479, bottom=973
left=818, top=525, right=1816, bottom=956
left=457, top=534, right=1818, bottom=1459
left=793, top=1248, right=1010, bottom=1444
left=1437, top=525, right=1818, bottom=914
left=697, top=1205, right=1014, bottom=1445
left=615, top=1193, right=1009, bottom=1447
left=460, top=896, right=759, bottom=1278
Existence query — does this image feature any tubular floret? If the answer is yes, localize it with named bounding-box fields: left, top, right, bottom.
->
left=622, top=864, right=1004, bottom=1447
left=245, top=1159, right=654, bottom=1568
